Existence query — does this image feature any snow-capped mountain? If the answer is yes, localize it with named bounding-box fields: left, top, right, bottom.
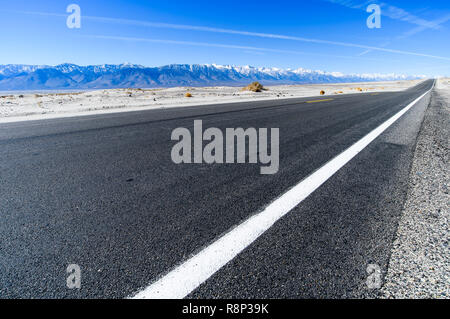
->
left=0, top=63, right=425, bottom=91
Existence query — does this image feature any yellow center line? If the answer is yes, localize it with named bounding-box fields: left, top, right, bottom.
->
left=305, top=98, right=334, bottom=103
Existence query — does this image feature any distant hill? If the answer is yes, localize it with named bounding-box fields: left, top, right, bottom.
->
left=0, top=63, right=425, bottom=91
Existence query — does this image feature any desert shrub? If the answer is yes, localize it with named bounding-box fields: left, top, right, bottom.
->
left=185, top=92, right=193, bottom=98
left=320, top=90, right=325, bottom=95
left=55, top=92, right=80, bottom=96
left=242, top=82, right=266, bottom=92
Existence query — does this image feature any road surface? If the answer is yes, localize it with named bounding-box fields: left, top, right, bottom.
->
left=0, top=79, right=434, bottom=298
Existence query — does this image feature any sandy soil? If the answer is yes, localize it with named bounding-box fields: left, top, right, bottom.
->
left=0, top=80, right=424, bottom=122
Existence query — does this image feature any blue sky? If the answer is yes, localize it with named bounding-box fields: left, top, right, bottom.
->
left=0, top=0, right=449, bottom=76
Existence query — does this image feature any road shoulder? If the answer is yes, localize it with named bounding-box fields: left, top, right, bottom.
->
left=381, top=82, right=450, bottom=298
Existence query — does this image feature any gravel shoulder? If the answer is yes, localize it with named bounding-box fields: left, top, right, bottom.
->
left=381, top=79, right=450, bottom=298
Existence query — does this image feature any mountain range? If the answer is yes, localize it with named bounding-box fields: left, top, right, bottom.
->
left=0, top=63, right=425, bottom=91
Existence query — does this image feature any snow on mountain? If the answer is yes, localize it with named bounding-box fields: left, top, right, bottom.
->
left=0, top=64, right=48, bottom=76
left=0, top=63, right=425, bottom=91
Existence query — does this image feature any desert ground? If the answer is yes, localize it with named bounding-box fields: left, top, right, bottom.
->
left=0, top=80, right=426, bottom=122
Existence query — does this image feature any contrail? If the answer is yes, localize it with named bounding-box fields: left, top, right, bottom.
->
left=358, top=13, right=450, bottom=57
left=397, top=14, right=450, bottom=40
left=81, top=34, right=404, bottom=63
left=323, top=0, right=442, bottom=30
left=7, top=10, right=450, bottom=61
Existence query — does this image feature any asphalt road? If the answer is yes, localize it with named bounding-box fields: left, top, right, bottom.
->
left=0, top=79, right=434, bottom=298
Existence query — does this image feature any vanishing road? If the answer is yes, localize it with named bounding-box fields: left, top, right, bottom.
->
left=0, top=79, right=434, bottom=298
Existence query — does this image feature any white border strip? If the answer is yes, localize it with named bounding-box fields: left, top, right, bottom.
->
left=131, top=86, right=432, bottom=299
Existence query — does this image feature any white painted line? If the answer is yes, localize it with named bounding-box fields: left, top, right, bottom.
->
left=131, top=86, right=432, bottom=299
